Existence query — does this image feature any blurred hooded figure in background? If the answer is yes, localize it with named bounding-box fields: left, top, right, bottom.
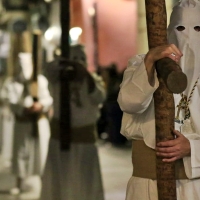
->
left=41, top=44, right=106, bottom=200
left=1, top=38, right=53, bottom=198
left=117, top=0, right=200, bottom=199
left=0, top=31, right=14, bottom=168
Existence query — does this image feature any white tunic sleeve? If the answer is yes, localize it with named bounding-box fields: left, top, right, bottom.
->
left=117, top=55, right=159, bottom=114
left=183, top=139, right=200, bottom=179
left=117, top=55, right=159, bottom=148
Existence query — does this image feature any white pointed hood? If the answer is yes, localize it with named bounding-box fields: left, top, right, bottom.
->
left=168, top=0, right=200, bottom=94
left=168, top=0, right=200, bottom=137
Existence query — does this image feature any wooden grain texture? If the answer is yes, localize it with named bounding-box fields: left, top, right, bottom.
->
left=145, top=0, right=178, bottom=199
left=156, top=58, right=187, bottom=94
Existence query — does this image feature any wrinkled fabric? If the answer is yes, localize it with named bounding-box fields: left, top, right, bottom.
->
left=126, top=176, right=200, bottom=200
left=118, top=1, right=200, bottom=199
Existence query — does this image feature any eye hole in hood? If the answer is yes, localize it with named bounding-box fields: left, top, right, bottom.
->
left=176, top=26, right=185, bottom=31
left=194, top=26, right=200, bottom=32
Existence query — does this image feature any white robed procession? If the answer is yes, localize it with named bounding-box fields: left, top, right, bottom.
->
left=1, top=51, right=53, bottom=191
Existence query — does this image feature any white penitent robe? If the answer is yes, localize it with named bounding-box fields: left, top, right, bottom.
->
left=41, top=71, right=106, bottom=200
left=117, top=55, right=200, bottom=200
left=0, top=77, right=14, bottom=167
left=1, top=75, right=53, bottom=178
left=0, top=104, right=14, bottom=167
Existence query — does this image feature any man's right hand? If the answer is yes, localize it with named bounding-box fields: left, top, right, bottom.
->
left=144, top=44, right=183, bottom=86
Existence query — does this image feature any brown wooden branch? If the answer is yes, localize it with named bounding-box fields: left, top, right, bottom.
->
left=144, top=0, right=187, bottom=199
left=156, top=58, right=187, bottom=94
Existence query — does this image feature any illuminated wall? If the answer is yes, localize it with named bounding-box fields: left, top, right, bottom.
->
left=81, top=0, right=137, bottom=72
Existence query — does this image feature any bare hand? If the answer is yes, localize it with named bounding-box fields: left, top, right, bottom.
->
left=145, top=44, right=183, bottom=65
left=156, top=129, right=190, bottom=162
left=144, top=44, right=183, bottom=86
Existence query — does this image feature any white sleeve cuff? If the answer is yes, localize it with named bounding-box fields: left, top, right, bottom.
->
left=131, top=59, right=159, bottom=95
left=183, top=139, right=200, bottom=179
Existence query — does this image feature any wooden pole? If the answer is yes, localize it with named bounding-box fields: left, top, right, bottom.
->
left=144, top=0, right=187, bottom=199
left=29, top=30, right=42, bottom=138
left=30, top=30, right=42, bottom=101
left=59, top=0, right=71, bottom=150
left=92, top=2, right=99, bottom=72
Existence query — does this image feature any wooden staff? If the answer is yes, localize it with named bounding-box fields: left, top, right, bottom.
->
left=92, top=2, right=99, bottom=72
left=28, top=30, right=42, bottom=138
left=30, top=30, right=42, bottom=101
left=144, top=0, right=187, bottom=200
left=59, top=0, right=71, bottom=150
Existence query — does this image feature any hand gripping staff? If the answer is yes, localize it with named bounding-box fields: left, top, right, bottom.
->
left=29, top=30, right=43, bottom=137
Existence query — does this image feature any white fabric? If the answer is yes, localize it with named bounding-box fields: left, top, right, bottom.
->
left=1, top=75, right=53, bottom=178
left=118, top=1, right=200, bottom=199
left=168, top=0, right=200, bottom=140
left=118, top=54, right=159, bottom=148
left=0, top=106, right=14, bottom=163
left=0, top=76, right=14, bottom=166
left=18, top=53, right=33, bottom=80
left=118, top=56, right=200, bottom=198
left=125, top=176, right=200, bottom=200
left=0, top=31, right=10, bottom=58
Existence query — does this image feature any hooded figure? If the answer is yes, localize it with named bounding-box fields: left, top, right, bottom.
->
left=1, top=50, right=53, bottom=197
left=40, top=44, right=106, bottom=200
left=168, top=0, right=200, bottom=137
left=117, top=0, right=200, bottom=199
